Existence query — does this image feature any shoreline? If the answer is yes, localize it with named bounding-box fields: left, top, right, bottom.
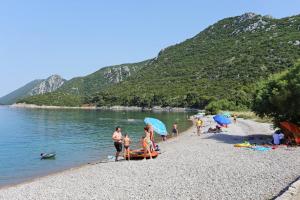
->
left=1, top=117, right=300, bottom=199
left=10, top=103, right=200, bottom=112
left=0, top=116, right=195, bottom=190
left=0, top=162, right=90, bottom=190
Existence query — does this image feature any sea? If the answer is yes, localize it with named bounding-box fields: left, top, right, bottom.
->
left=0, top=106, right=192, bottom=186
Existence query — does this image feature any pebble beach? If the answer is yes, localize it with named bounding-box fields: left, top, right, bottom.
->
left=1, top=117, right=300, bottom=200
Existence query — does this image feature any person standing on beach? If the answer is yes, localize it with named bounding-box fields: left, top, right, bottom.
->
left=112, top=127, right=123, bottom=162
left=123, top=134, right=131, bottom=161
left=143, top=127, right=153, bottom=160
left=172, top=123, right=179, bottom=137
left=233, top=114, right=237, bottom=124
left=196, top=118, right=203, bottom=136
left=148, top=125, right=156, bottom=151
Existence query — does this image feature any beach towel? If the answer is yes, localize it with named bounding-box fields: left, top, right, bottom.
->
left=250, top=146, right=272, bottom=151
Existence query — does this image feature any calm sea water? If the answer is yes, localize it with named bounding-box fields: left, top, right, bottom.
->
left=0, top=106, right=192, bottom=186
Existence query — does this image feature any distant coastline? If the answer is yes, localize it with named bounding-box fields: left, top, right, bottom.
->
left=10, top=103, right=200, bottom=112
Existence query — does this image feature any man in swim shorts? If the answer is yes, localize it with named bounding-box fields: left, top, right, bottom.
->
left=112, top=127, right=123, bottom=161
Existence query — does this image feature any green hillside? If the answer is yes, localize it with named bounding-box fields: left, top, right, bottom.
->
left=19, top=61, right=149, bottom=106
left=0, top=80, right=43, bottom=105
left=0, top=75, right=65, bottom=105
left=18, top=92, right=83, bottom=107
left=57, top=60, right=150, bottom=96
left=86, top=13, right=300, bottom=108
left=20, top=13, right=300, bottom=108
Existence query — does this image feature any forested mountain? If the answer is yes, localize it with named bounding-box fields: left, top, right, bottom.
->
left=57, top=60, right=150, bottom=96
left=0, top=80, right=43, bottom=105
left=30, top=75, right=65, bottom=96
left=0, top=75, right=65, bottom=105
left=19, top=13, right=300, bottom=108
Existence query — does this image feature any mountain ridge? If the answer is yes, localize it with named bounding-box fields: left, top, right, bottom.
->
left=0, top=75, right=66, bottom=105
left=30, top=75, right=66, bottom=96
left=19, top=12, right=300, bottom=108
left=57, top=60, right=150, bottom=96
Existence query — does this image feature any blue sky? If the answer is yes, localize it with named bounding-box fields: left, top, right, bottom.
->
left=0, top=0, right=299, bottom=96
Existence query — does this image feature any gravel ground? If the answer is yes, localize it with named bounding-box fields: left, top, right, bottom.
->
left=1, top=117, right=300, bottom=200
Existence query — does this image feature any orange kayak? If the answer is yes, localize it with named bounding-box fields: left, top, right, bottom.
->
left=125, top=149, right=158, bottom=160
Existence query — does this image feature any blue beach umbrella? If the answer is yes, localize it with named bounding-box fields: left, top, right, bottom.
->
left=213, top=115, right=232, bottom=126
left=144, top=118, right=168, bottom=136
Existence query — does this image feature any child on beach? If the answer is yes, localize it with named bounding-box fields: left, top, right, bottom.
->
left=233, top=114, right=238, bottom=124
left=196, top=118, right=203, bottom=136
left=123, top=134, right=131, bottom=160
left=172, top=123, right=179, bottom=137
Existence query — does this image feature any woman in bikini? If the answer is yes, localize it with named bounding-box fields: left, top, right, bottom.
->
left=147, top=124, right=156, bottom=151
left=143, top=126, right=153, bottom=160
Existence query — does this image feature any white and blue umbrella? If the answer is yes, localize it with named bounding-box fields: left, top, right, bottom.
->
left=144, top=117, right=168, bottom=136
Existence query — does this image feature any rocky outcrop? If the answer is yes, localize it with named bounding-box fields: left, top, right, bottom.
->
left=103, top=65, right=140, bottom=84
left=30, top=75, right=65, bottom=95
left=236, top=12, right=258, bottom=23
left=231, top=13, right=273, bottom=34
left=0, top=75, right=65, bottom=105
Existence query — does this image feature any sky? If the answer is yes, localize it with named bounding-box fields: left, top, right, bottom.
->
left=0, top=0, right=299, bottom=97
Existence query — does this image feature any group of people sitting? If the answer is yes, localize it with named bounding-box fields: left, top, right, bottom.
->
left=207, top=125, right=222, bottom=133
left=195, top=116, right=288, bottom=146
left=196, top=118, right=222, bottom=134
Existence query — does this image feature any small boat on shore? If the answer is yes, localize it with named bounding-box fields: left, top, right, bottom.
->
left=125, top=149, right=158, bottom=160
left=41, top=153, right=56, bottom=159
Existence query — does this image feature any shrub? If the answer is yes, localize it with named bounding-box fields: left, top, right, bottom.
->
left=253, top=61, right=300, bottom=126
left=205, top=99, right=236, bottom=114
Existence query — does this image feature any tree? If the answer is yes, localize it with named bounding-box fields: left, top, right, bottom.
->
left=253, top=61, right=300, bottom=126
left=205, top=99, right=236, bottom=114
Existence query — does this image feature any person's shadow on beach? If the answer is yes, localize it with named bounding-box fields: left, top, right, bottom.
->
left=203, top=133, right=272, bottom=144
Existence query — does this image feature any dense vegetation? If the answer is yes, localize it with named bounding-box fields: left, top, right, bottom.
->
left=253, top=61, right=300, bottom=126
left=20, top=13, right=300, bottom=109
left=19, top=92, right=83, bottom=107
left=83, top=13, right=300, bottom=109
